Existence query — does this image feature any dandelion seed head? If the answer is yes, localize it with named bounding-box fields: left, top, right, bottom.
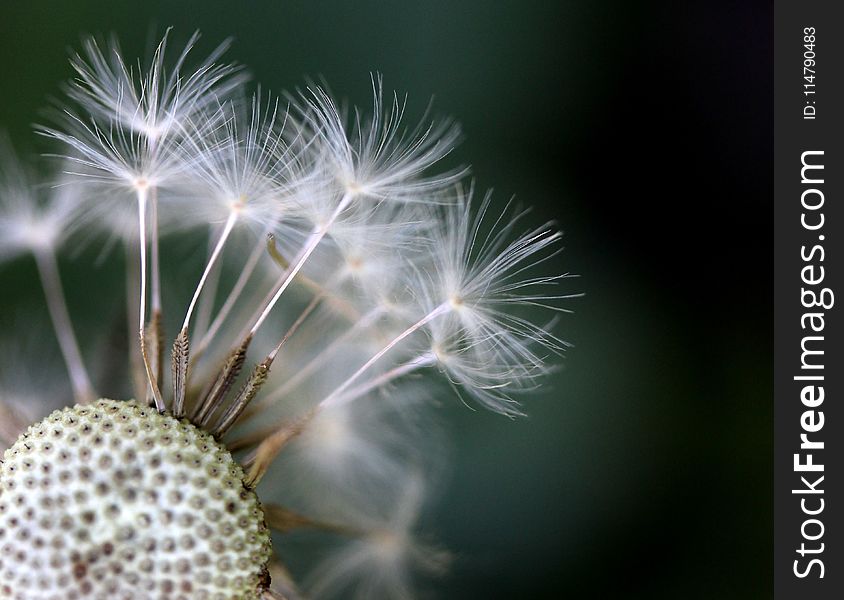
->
left=0, top=400, right=271, bottom=598
left=0, top=27, right=575, bottom=599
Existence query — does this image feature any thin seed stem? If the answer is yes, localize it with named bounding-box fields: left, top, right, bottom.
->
left=218, top=292, right=324, bottom=433
left=212, top=358, right=271, bottom=437
left=249, top=305, right=384, bottom=413
left=263, top=504, right=365, bottom=536
left=193, top=231, right=224, bottom=344
left=124, top=241, right=146, bottom=402
left=33, top=246, right=95, bottom=405
left=248, top=193, right=352, bottom=336
left=182, top=211, right=238, bottom=332
left=241, top=353, right=435, bottom=486
left=267, top=292, right=324, bottom=362
left=192, top=334, right=252, bottom=426
left=136, top=186, right=165, bottom=412
left=150, top=187, right=162, bottom=314
left=137, top=187, right=148, bottom=333
left=148, top=188, right=165, bottom=385
left=319, top=303, right=450, bottom=409
left=140, top=332, right=165, bottom=413
left=265, top=233, right=363, bottom=322
left=148, top=309, right=165, bottom=389
left=195, top=224, right=276, bottom=359
left=226, top=425, right=275, bottom=452
left=328, top=353, right=434, bottom=407
left=243, top=410, right=314, bottom=488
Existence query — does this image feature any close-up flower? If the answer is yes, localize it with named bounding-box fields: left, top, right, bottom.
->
left=0, top=29, right=572, bottom=600
left=0, top=2, right=772, bottom=598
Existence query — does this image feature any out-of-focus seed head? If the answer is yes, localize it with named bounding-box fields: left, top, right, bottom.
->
left=0, top=399, right=272, bottom=600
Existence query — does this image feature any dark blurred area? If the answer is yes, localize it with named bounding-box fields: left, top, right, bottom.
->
left=0, top=1, right=771, bottom=598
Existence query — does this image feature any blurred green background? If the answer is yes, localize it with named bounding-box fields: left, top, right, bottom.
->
left=0, top=1, right=771, bottom=597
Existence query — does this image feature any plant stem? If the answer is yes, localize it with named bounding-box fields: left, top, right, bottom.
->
left=33, top=246, right=94, bottom=404
left=319, top=303, right=449, bottom=409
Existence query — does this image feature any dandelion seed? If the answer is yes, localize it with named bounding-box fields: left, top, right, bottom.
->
left=245, top=78, right=463, bottom=337
left=409, top=188, right=579, bottom=414
left=0, top=141, right=95, bottom=404
left=316, top=187, right=575, bottom=416
left=39, top=31, right=245, bottom=410
left=174, top=93, right=300, bottom=335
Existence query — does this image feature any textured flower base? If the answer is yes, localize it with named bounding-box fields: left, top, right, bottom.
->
left=0, top=399, right=272, bottom=600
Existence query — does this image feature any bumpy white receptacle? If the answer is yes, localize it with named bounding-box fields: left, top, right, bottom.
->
left=0, top=399, right=272, bottom=600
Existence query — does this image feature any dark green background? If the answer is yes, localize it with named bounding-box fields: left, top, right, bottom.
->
left=0, top=2, right=771, bottom=597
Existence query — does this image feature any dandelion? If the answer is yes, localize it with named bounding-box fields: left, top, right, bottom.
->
left=314, top=187, right=577, bottom=416
left=38, top=30, right=245, bottom=411
left=166, top=93, right=306, bottom=414
left=243, top=76, right=465, bottom=338
left=0, top=30, right=575, bottom=599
